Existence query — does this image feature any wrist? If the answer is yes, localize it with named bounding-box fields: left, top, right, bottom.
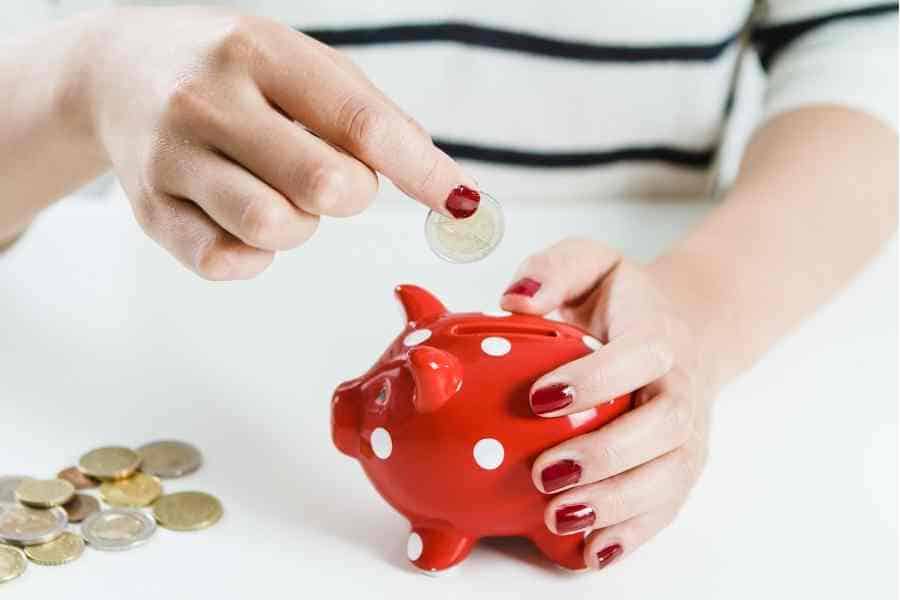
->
left=54, top=10, right=112, bottom=164
left=647, top=251, right=740, bottom=392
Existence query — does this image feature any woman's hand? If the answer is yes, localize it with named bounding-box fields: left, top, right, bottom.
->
left=78, top=6, right=473, bottom=279
left=501, top=238, right=718, bottom=571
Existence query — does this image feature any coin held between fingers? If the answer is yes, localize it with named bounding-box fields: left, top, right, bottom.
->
left=425, top=191, right=504, bottom=263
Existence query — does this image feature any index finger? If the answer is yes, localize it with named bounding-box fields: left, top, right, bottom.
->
left=251, top=23, right=476, bottom=216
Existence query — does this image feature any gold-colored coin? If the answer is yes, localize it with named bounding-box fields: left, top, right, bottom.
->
left=14, top=479, right=75, bottom=508
left=425, top=191, right=504, bottom=263
left=100, top=473, right=162, bottom=508
left=137, top=440, right=203, bottom=478
left=153, top=491, right=223, bottom=531
left=78, top=447, right=141, bottom=481
left=57, top=466, right=98, bottom=490
left=24, top=532, right=84, bottom=566
left=63, top=493, right=100, bottom=523
left=0, top=544, right=26, bottom=583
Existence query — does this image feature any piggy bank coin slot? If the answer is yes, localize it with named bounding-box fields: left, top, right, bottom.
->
left=452, top=324, right=560, bottom=338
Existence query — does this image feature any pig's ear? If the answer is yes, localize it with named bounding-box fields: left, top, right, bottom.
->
left=407, top=346, right=463, bottom=414
left=395, top=285, right=447, bottom=326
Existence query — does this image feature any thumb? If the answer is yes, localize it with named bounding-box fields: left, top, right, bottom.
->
left=500, top=238, right=622, bottom=315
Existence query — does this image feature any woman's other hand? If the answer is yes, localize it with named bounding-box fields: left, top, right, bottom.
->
left=502, top=237, right=718, bottom=571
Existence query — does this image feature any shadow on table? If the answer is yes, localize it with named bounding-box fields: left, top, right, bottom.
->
left=128, top=360, right=587, bottom=577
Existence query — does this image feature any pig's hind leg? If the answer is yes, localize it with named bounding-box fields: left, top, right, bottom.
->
left=529, top=526, right=588, bottom=572
left=407, top=523, right=476, bottom=576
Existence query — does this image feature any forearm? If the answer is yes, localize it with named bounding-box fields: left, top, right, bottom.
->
left=650, top=106, right=898, bottom=387
left=0, top=12, right=109, bottom=240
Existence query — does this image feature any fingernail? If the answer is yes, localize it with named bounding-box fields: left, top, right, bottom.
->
left=504, top=277, right=542, bottom=298
left=554, top=503, right=596, bottom=535
left=530, top=383, right=574, bottom=415
left=445, top=185, right=480, bottom=219
left=540, top=459, right=581, bottom=493
left=595, top=544, right=623, bottom=570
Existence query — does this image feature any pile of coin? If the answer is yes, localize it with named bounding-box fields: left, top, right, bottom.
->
left=0, top=440, right=223, bottom=585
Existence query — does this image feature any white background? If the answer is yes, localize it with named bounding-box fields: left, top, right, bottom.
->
left=0, top=186, right=896, bottom=599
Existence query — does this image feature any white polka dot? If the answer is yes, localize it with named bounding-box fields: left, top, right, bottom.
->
left=407, top=532, right=423, bottom=561
left=582, top=335, right=603, bottom=351
left=403, top=328, right=432, bottom=346
left=482, top=310, right=510, bottom=317
left=481, top=336, right=511, bottom=356
left=370, top=427, right=392, bottom=459
left=473, top=438, right=505, bottom=470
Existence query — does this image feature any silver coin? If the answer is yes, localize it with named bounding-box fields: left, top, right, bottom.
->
left=425, top=191, right=504, bottom=263
left=0, top=477, right=31, bottom=504
left=81, top=509, right=156, bottom=552
left=137, top=440, right=203, bottom=478
left=0, top=503, right=68, bottom=547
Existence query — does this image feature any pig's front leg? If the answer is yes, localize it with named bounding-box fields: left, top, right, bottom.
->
left=406, top=524, right=476, bottom=576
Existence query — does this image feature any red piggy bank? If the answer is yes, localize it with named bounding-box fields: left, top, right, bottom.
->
left=331, top=285, right=631, bottom=574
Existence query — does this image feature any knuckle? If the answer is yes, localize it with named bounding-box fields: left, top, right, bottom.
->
left=238, top=198, right=284, bottom=246
left=162, top=80, right=219, bottom=132
left=142, top=143, right=179, bottom=192
left=642, top=337, right=675, bottom=376
left=411, top=148, right=440, bottom=198
left=211, top=16, right=265, bottom=67
left=335, top=95, right=386, bottom=156
left=661, top=394, right=695, bottom=444
left=303, top=165, right=348, bottom=214
left=587, top=371, right=613, bottom=400
left=593, top=441, right=626, bottom=479
left=599, top=485, right=630, bottom=524
left=193, top=238, right=234, bottom=281
left=406, top=114, right=430, bottom=139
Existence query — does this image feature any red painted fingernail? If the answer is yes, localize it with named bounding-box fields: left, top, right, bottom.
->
left=530, top=383, right=574, bottom=415
left=504, top=277, right=542, bottom=298
left=445, top=185, right=480, bottom=218
left=554, top=503, right=596, bottom=535
left=540, top=459, right=581, bottom=493
left=595, top=544, right=623, bottom=570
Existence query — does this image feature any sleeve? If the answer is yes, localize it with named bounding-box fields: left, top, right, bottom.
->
left=752, top=1, right=898, bottom=131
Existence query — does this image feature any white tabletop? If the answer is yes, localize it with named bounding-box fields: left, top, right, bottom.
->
left=0, top=188, right=896, bottom=599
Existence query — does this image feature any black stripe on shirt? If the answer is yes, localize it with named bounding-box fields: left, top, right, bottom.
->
left=431, top=139, right=715, bottom=169
left=303, top=22, right=743, bottom=63
left=753, top=3, right=898, bottom=70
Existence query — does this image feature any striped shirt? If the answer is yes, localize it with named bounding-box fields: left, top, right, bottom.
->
left=6, top=0, right=898, bottom=202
